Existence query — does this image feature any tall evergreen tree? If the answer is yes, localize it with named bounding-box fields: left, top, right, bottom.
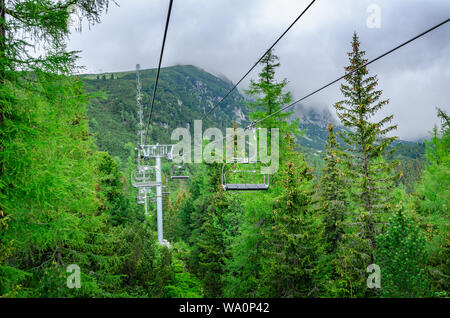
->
left=0, top=0, right=114, bottom=231
left=334, top=32, right=399, bottom=262
left=224, top=51, right=303, bottom=297
left=184, top=160, right=241, bottom=297
left=258, top=136, right=323, bottom=297
left=320, top=122, right=347, bottom=254
left=245, top=49, right=298, bottom=137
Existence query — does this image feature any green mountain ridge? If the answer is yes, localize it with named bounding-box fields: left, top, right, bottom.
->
left=83, top=65, right=248, bottom=162
left=83, top=64, right=425, bottom=172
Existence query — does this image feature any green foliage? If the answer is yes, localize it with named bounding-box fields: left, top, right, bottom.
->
left=179, top=161, right=241, bottom=297
left=109, top=222, right=174, bottom=297
left=1, top=4, right=447, bottom=299
left=414, top=109, right=449, bottom=295
left=376, top=209, right=430, bottom=297
left=416, top=109, right=449, bottom=217
left=258, top=137, right=323, bottom=297
left=320, top=123, right=347, bottom=254
left=95, top=151, right=142, bottom=226
left=0, top=70, right=105, bottom=296
left=245, top=49, right=299, bottom=139
left=0, top=0, right=199, bottom=299
left=0, top=0, right=113, bottom=81
left=222, top=190, right=272, bottom=297
left=164, top=242, right=203, bottom=298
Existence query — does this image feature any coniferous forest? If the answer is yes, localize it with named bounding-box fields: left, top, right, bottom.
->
left=0, top=0, right=449, bottom=301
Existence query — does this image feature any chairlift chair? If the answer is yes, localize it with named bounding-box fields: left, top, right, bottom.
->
left=170, top=163, right=189, bottom=180
left=222, top=158, right=269, bottom=191
left=137, top=188, right=146, bottom=204
left=131, top=165, right=159, bottom=188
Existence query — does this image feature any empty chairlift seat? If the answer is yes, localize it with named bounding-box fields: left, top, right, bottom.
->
left=170, top=164, right=189, bottom=180
left=223, top=183, right=269, bottom=191
left=170, top=175, right=189, bottom=180
left=222, top=160, right=270, bottom=192
left=131, top=166, right=159, bottom=188
left=136, top=188, right=146, bottom=204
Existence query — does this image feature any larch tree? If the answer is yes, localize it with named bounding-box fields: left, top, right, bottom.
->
left=0, top=0, right=115, bottom=220
left=0, top=0, right=114, bottom=86
left=415, top=108, right=449, bottom=295
left=245, top=49, right=298, bottom=138
left=184, top=156, right=241, bottom=297
left=0, top=0, right=116, bottom=296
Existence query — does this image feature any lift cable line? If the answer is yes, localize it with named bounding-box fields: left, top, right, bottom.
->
left=219, top=18, right=450, bottom=192
left=144, top=0, right=174, bottom=145
left=248, top=18, right=450, bottom=129
left=182, top=18, right=450, bottom=171
left=199, top=0, right=317, bottom=122
left=131, top=0, right=174, bottom=246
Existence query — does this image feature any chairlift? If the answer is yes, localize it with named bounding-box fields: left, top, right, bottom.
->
left=137, top=188, right=147, bottom=204
left=138, top=189, right=156, bottom=204
left=170, top=163, right=189, bottom=180
left=131, top=165, right=159, bottom=188
left=221, top=158, right=269, bottom=191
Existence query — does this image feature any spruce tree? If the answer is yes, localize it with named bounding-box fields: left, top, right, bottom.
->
left=186, top=160, right=241, bottom=297
left=95, top=151, right=141, bottom=226
left=320, top=122, right=347, bottom=254
left=334, top=32, right=399, bottom=261
left=223, top=52, right=304, bottom=297
left=258, top=136, right=323, bottom=297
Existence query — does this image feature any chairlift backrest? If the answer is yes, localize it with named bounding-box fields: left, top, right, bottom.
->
left=131, top=166, right=159, bottom=188
left=170, top=162, right=189, bottom=180
left=222, top=158, right=269, bottom=192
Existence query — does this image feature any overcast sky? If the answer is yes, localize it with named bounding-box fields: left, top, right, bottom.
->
left=68, top=0, right=450, bottom=141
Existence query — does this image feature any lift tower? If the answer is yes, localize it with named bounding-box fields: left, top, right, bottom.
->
left=132, top=64, right=173, bottom=246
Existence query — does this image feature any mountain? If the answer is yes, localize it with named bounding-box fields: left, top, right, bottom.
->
left=82, top=65, right=248, bottom=162
left=83, top=64, right=345, bottom=160
left=82, top=64, right=425, bottom=185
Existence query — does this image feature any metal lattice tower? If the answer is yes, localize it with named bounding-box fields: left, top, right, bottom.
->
left=136, top=64, right=145, bottom=151
left=132, top=64, right=173, bottom=247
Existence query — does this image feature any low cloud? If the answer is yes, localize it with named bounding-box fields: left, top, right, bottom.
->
left=68, top=0, right=450, bottom=140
